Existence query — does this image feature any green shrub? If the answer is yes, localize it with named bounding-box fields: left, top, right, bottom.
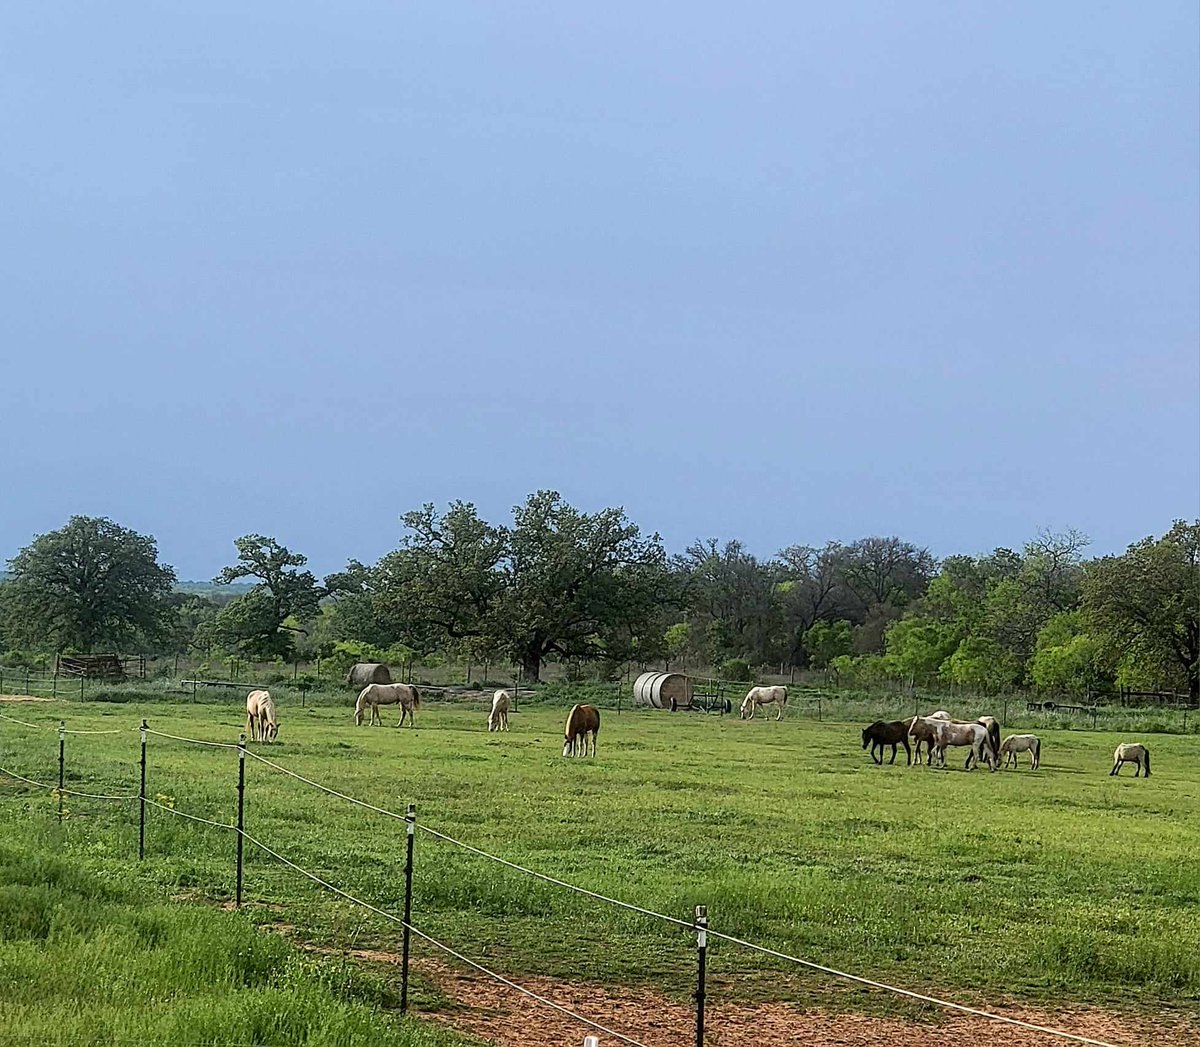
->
left=721, top=657, right=751, bottom=682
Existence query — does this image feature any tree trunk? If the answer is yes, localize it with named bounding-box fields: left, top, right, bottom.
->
left=521, top=654, right=542, bottom=683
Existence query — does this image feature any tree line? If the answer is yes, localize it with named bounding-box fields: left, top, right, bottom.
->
left=1, top=494, right=1196, bottom=700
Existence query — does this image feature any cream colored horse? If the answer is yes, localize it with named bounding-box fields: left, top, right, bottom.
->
left=740, top=685, right=787, bottom=721
left=930, top=720, right=997, bottom=771
left=488, top=689, right=511, bottom=732
left=245, top=689, right=278, bottom=743
left=1001, top=734, right=1041, bottom=770
left=1110, top=743, right=1150, bottom=777
left=355, top=683, right=420, bottom=727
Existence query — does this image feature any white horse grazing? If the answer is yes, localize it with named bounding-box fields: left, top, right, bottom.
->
left=488, top=689, right=511, bottom=732
left=931, top=720, right=997, bottom=771
left=245, top=689, right=278, bottom=743
left=563, top=704, right=600, bottom=757
left=1110, top=743, right=1150, bottom=777
left=355, top=683, right=420, bottom=727
left=1000, top=734, right=1041, bottom=770
left=928, top=710, right=952, bottom=720
left=740, top=685, right=787, bottom=721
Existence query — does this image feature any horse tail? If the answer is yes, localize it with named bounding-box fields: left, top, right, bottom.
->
left=410, top=686, right=421, bottom=709
left=1143, top=750, right=1150, bottom=776
left=1033, top=738, right=1041, bottom=763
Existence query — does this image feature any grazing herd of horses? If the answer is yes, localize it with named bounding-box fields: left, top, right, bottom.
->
left=863, top=710, right=1149, bottom=777
left=243, top=683, right=1151, bottom=778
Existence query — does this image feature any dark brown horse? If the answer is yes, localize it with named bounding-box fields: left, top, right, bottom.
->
left=861, top=721, right=912, bottom=765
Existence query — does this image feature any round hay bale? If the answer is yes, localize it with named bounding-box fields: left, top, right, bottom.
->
left=346, top=662, right=393, bottom=689
left=633, top=671, right=693, bottom=711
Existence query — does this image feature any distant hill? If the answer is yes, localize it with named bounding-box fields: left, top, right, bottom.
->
left=174, top=580, right=254, bottom=596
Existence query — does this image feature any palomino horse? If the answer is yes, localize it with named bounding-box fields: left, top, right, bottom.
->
left=563, top=704, right=600, bottom=757
left=355, top=683, right=420, bottom=727
left=245, top=689, right=278, bottom=743
left=740, top=685, right=787, bottom=721
left=488, top=689, right=511, bottom=732
left=930, top=720, right=998, bottom=771
left=861, top=720, right=912, bottom=765
left=1110, top=743, right=1150, bottom=777
left=1000, top=734, right=1041, bottom=770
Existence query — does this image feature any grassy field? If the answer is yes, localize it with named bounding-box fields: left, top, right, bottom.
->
left=1, top=693, right=1198, bottom=1038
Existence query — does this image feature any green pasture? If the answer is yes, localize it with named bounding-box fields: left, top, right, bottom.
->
left=1, top=694, right=1198, bottom=1031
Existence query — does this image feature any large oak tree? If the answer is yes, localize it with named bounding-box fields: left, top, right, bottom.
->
left=6, top=515, right=176, bottom=652
left=376, top=492, right=674, bottom=680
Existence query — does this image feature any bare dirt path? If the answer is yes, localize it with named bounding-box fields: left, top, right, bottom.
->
left=0, top=694, right=54, bottom=703
left=334, top=948, right=1196, bottom=1047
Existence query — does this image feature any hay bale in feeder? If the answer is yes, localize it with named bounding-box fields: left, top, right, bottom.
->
left=633, top=671, right=693, bottom=711
left=346, top=662, right=393, bottom=689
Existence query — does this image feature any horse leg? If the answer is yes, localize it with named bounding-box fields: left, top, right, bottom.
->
left=902, top=737, right=911, bottom=765
left=888, top=743, right=897, bottom=765
left=1110, top=760, right=1119, bottom=776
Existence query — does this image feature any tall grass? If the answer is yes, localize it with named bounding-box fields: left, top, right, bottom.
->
left=0, top=834, right=465, bottom=1046
left=2, top=697, right=1198, bottom=1018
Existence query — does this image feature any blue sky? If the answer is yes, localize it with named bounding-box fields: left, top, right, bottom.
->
left=2, top=3, right=1197, bottom=579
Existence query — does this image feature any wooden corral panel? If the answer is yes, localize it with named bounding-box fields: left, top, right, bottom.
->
left=633, top=671, right=693, bottom=711
left=56, top=654, right=126, bottom=680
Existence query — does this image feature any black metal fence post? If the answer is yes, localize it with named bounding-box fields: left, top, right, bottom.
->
left=236, top=733, right=246, bottom=907
left=401, top=802, right=416, bottom=1013
left=139, top=720, right=147, bottom=859
left=57, top=721, right=66, bottom=824
left=694, top=904, right=707, bottom=1047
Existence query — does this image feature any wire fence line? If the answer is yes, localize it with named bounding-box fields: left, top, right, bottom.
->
left=0, top=710, right=125, bottom=735
left=703, top=929, right=1120, bottom=1047
left=245, top=748, right=696, bottom=931
left=0, top=724, right=1127, bottom=1047
left=143, top=797, right=237, bottom=832
left=0, top=764, right=137, bottom=802
left=143, top=727, right=242, bottom=750
left=241, top=830, right=650, bottom=1047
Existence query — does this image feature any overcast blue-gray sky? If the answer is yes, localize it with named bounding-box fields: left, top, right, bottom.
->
left=2, top=3, right=1197, bottom=578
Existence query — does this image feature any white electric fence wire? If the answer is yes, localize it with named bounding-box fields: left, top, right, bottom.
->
left=0, top=710, right=123, bottom=734
left=240, top=831, right=650, bottom=1047
left=245, top=749, right=692, bottom=929
left=705, top=928, right=1121, bottom=1047
left=0, top=764, right=136, bottom=801
left=143, top=728, right=240, bottom=750
left=0, top=728, right=1128, bottom=1047
left=142, top=797, right=235, bottom=831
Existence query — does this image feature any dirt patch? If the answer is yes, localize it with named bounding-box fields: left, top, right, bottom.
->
left=328, top=948, right=1195, bottom=1046
left=418, top=965, right=1193, bottom=1046
left=0, top=694, right=55, bottom=703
